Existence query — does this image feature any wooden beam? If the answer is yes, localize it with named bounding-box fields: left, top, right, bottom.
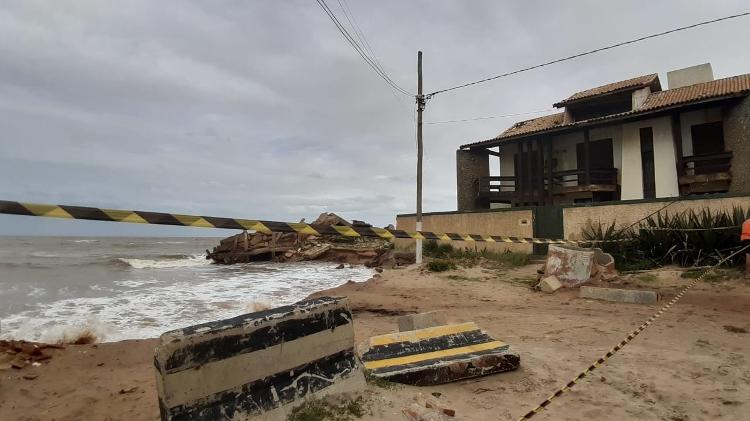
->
left=535, top=137, right=544, bottom=205
left=546, top=138, right=553, bottom=204
left=583, top=129, right=591, bottom=185
left=485, top=149, right=501, bottom=157
left=671, top=113, right=684, bottom=177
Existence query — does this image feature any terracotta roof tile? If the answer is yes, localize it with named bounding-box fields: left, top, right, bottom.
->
left=496, top=113, right=565, bottom=139
left=639, top=73, right=750, bottom=110
left=462, top=73, right=750, bottom=149
left=554, top=74, right=659, bottom=107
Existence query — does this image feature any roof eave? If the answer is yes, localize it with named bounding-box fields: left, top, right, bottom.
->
left=459, top=91, right=749, bottom=149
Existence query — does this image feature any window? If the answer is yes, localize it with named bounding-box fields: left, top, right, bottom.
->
left=690, top=121, right=725, bottom=174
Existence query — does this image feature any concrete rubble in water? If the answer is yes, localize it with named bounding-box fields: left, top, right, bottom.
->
left=206, top=212, right=414, bottom=267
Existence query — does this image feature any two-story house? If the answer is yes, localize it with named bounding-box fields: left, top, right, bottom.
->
left=456, top=64, right=750, bottom=210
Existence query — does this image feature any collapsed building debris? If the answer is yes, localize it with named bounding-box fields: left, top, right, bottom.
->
left=540, top=244, right=616, bottom=287
left=206, top=213, right=414, bottom=267
left=0, top=340, right=62, bottom=370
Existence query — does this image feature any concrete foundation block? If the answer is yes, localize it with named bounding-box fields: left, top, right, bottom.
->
left=580, top=286, right=658, bottom=305
left=154, top=296, right=363, bottom=421
left=361, top=322, right=520, bottom=386
left=539, top=275, right=562, bottom=293
left=398, top=311, right=448, bottom=332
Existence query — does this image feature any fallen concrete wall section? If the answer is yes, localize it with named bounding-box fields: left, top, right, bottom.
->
left=580, top=286, right=658, bottom=304
left=361, top=322, right=519, bottom=386
left=154, top=296, right=363, bottom=421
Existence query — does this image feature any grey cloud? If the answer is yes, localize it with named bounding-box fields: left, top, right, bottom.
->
left=1, top=0, right=749, bottom=236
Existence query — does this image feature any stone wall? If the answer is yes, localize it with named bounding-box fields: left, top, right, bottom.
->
left=456, top=149, right=489, bottom=211
left=724, top=95, right=750, bottom=193
left=563, top=194, right=750, bottom=239
left=396, top=209, right=534, bottom=253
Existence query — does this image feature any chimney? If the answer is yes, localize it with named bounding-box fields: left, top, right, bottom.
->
left=667, top=63, right=713, bottom=89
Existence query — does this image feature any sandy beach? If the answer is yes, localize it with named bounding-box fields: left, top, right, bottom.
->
left=2, top=262, right=749, bottom=421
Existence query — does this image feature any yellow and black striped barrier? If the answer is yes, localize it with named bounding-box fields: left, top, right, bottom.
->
left=0, top=200, right=621, bottom=245
left=515, top=242, right=750, bottom=420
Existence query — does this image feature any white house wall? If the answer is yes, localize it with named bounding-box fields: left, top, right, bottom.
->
left=679, top=107, right=722, bottom=156
left=621, top=116, right=679, bottom=200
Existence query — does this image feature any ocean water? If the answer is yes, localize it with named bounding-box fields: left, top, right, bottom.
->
left=0, top=236, right=372, bottom=342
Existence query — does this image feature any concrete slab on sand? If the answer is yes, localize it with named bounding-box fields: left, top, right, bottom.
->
left=154, top=296, right=363, bottom=421
left=580, top=286, right=658, bottom=304
left=360, top=322, right=520, bottom=386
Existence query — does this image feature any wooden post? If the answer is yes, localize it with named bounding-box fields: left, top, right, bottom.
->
left=415, top=51, right=424, bottom=264
left=517, top=141, right=525, bottom=205
left=583, top=129, right=591, bottom=185
left=526, top=139, right=533, bottom=205
left=546, top=137, right=554, bottom=204
left=671, top=113, right=684, bottom=176
left=536, top=137, right=544, bottom=205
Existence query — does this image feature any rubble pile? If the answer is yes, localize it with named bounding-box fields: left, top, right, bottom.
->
left=0, top=340, right=62, bottom=370
left=207, top=213, right=412, bottom=267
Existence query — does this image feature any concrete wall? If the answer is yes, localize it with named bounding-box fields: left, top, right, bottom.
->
left=667, top=63, right=713, bottom=89
left=456, top=149, right=489, bottom=211
left=724, top=96, right=750, bottom=193
left=396, top=209, right=534, bottom=253
left=563, top=195, right=750, bottom=240
left=621, top=116, right=678, bottom=200
left=154, top=297, right=363, bottom=421
left=680, top=107, right=722, bottom=156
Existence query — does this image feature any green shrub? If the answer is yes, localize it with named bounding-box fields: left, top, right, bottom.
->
left=427, top=259, right=456, bottom=272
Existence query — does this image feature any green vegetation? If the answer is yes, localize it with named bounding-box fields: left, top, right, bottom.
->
left=423, top=240, right=529, bottom=269
left=287, top=396, right=368, bottom=421
left=583, top=206, right=749, bottom=271
left=426, top=259, right=456, bottom=272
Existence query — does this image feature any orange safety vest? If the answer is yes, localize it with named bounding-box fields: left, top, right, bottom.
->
left=743, top=219, right=750, bottom=241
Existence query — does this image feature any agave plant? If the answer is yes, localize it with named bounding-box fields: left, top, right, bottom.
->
left=581, top=206, right=748, bottom=269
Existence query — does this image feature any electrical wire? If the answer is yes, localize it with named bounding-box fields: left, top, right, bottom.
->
left=424, top=108, right=555, bottom=125
left=315, top=0, right=414, bottom=96
left=428, top=12, right=750, bottom=97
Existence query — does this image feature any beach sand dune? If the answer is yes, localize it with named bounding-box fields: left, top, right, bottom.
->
left=2, top=263, right=749, bottom=420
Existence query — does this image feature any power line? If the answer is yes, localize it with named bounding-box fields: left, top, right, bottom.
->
left=429, top=12, right=750, bottom=97
left=335, top=0, right=415, bottom=114
left=315, top=0, right=413, bottom=96
left=424, top=108, right=555, bottom=125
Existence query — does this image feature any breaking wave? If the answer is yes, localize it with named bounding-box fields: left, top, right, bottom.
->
left=116, top=254, right=211, bottom=269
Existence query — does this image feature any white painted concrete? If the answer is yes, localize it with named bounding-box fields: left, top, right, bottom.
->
left=621, top=116, right=678, bottom=200
left=667, top=63, right=713, bottom=89
left=680, top=107, right=723, bottom=156
left=632, top=86, right=651, bottom=109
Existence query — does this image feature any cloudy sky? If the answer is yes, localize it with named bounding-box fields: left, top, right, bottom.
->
left=1, top=1, right=749, bottom=236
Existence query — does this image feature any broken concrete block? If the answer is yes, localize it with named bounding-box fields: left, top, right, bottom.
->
left=398, top=310, right=448, bottom=332
left=580, top=286, right=657, bottom=304
left=544, top=245, right=617, bottom=287
left=361, top=322, right=520, bottom=386
left=154, top=297, right=363, bottom=421
left=539, top=275, right=562, bottom=293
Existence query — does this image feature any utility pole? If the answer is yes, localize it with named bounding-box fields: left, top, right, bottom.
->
left=416, top=51, right=424, bottom=264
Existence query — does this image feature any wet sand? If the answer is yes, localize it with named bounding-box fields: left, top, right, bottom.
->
left=2, top=263, right=749, bottom=420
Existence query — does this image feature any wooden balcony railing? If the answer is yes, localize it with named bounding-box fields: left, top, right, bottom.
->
left=478, top=167, right=618, bottom=200
left=681, top=151, right=732, bottom=176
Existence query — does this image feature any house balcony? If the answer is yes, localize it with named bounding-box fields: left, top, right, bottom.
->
left=478, top=168, right=619, bottom=206
left=678, top=151, right=732, bottom=195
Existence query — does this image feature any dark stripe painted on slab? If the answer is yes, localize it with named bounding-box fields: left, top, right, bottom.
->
left=164, top=307, right=352, bottom=373
left=446, top=233, right=464, bottom=241
left=370, top=348, right=520, bottom=386
left=360, top=329, right=496, bottom=362
left=164, top=349, right=358, bottom=421
left=388, top=229, right=412, bottom=239
left=135, top=211, right=184, bottom=226
left=59, top=205, right=113, bottom=221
